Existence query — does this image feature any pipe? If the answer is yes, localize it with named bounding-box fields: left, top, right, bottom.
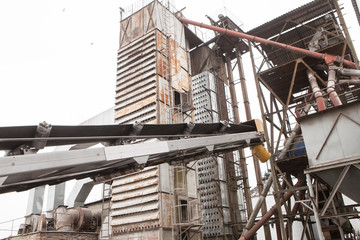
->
left=307, top=70, right=327, bottom=111
left=339, top=68, right=360, bottom=77
left=338, top=79, right=360, bottom=85
left=327, top=69, right=342, bottom=107
left=178, top=17, right=357, bottom=69
left=239, top=178, right=306, bottom=240
left=55, top=206, right=93, bottom=231
left=252, top=144, right=271, bottom=162
left=242, top=175, right=273, bottom=237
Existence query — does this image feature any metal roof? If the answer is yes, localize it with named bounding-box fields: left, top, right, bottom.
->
left=247, top=0, right=335, bottom=39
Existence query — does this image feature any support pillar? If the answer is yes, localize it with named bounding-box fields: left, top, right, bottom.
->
left=236, top=48, right=271, bottom=240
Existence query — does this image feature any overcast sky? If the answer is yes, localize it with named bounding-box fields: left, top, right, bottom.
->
left=0, top=0, right=359, bottom=237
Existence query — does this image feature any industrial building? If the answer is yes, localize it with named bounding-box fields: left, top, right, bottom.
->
left=1, top=0, right=360, bottom=239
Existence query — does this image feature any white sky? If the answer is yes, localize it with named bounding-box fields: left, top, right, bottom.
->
left=0, top=0, right=359, bottom=237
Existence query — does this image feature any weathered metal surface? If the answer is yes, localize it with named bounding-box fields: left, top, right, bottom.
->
left=112, top=193, right=159, bottom=210
left=115, top=95, right=156, bottom=121
left=112, top=230, right=159, bottom=240
left=300, top=101, right=360, bottom=204
left=247, top=0, right=335, bottom=40
left=120, top=1, right=186, bottom=49
left=299, top=101, right=360, bottom=167
left=160, top=193, right=173, bottom=228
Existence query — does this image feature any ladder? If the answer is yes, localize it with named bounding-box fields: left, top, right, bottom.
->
left=100, top=182, right=112, bottom=239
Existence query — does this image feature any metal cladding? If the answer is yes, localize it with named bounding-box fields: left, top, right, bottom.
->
left=300, top=101, right=360, bottom=203
left=113, top=1, right=196, bottom=239
left=192, top=72, right=232, bottom=237
left=116, top=1, right=191, bottom=125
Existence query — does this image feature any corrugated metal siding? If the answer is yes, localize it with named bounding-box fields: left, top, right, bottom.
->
left=113, top=1, right=196, bottom=238
left=111, top=167, right=161, bottom=233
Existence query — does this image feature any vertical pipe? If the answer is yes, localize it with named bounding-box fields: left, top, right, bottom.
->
left=327, top=69, right=342, bottom=107
left=307, top=70, right=327, bottom=111
left=306, top=174, right=325, bottom=240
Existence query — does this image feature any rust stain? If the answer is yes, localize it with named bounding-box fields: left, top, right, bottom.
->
left=115, top=95, right=156, bottom=117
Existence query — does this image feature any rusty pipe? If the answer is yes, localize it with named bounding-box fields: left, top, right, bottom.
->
left=239, top=178, right=306, bottom=240
left=178, top=17, right=357, bottom=69
left=327, top=68, right=342, bottom=107
left=307, top=70, right=327, bottom=111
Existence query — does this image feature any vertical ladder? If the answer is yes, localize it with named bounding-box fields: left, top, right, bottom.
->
left=100, top=182, right=112, bottom=240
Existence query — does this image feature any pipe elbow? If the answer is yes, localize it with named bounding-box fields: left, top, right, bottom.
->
left=252, top=145, right=271, bottom=162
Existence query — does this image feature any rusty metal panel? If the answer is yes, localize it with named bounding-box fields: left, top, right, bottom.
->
left=112, top=177, right=158, bottom=194
left=160, top=193, right=173, bottom=228
left=158, top=76, right=170, bottom=104
left=157, top=101, right=171, bottom=124
left=171, top=67, right=190, bottom=92
left=112, top=193, right=159, bottom=210
left=119, top=2, right=156, bottom=48
left=115, top=95, right=156, bottom=118
left=112, top=202, right=160, bottom=216
left=111, top=211, right=160, bottom=226
left=112, top=167, right=158, bottom=186
left=111, top=165, right=162, bottom=234
left=112, top=229, right=159, bottom=240
left=152, top=2, right=186, bottom=49
left=112, top=184, right=159, bottom=202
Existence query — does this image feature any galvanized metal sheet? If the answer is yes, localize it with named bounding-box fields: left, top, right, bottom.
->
left=300, top=102, right=360, bottom=166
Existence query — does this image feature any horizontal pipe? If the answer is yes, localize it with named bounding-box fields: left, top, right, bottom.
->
left=339, top=68, right=360, bottom=77
left=239, top=178, right=306, bottom=240
left=338, top=79, right=360, bottom=85
left=178, top=17, right=357, bottom=69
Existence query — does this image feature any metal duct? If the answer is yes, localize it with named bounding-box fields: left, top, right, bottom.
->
left=55, top=206, right=92, bottom=232
left=327, top=68, right=342, bottom=107
left=307, top=70, right=326, bottom=111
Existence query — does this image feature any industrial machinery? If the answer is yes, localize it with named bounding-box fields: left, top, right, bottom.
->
left=1, top=0, right=360, bottom=239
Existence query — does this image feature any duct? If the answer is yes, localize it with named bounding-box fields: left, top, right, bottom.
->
left=239, top=178, right=306, bottom=240
left=339, top=68, right=360, bottom=77
left=178, top=17, right=357, bottom=69
left=55, top=206, right=93, bottom=231
left=307, top=70, right=326, bottom=111
left=327, top=68, right=342, bottom=107
left=65, top=178, right=97, bottom=208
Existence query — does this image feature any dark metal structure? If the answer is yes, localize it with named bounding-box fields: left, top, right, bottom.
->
left=179, top=0, right=360, bottom=239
